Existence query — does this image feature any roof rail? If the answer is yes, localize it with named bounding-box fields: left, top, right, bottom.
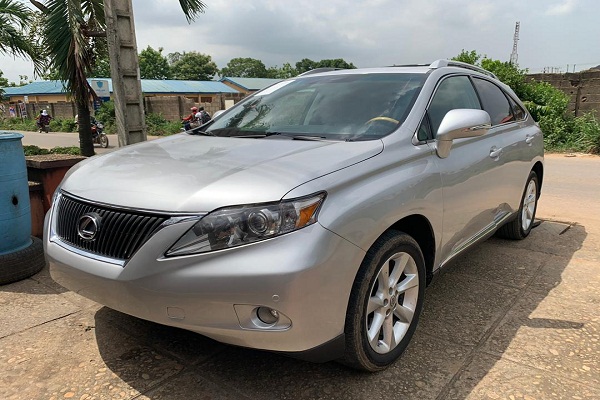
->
left=429, top=59, right=498, bottom=79
left=298, top=67, right=346, bottom=76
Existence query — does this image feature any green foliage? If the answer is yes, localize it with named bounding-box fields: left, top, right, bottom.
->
left=295, top=58, right=318, bottom=74
left=139, top=46, right=172, bottom=79
left=0, top=117, right=37, bottom=131
left=221, top=57, right=269, bottom=78
left=23, top=145, right=81, bottom=156
left=60, top=118, right=77, bottom=132
left=452, top=49, right=482, bottom=66
left=170, top=51, right=218, bottom=81
left=0, top=0, right=40, bottom=66
left=0, top=69, right=8, bottom=87
left=0, top=117, right=78, bottom=132
left=295, top=58, right=356, bottom=74
left=94, top=99, right=115, bottom=132
left=572, top=113, right=600, bottom=153
left=144, top=112, right=180, bottom=136
left=452, top=50, right=600, bottom=154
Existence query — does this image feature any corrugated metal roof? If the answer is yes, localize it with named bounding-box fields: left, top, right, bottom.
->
left=1, top=79, right=239, bottom=96
left=220, top=77, right=282, bottom=91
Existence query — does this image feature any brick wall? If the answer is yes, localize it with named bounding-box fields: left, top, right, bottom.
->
left=528, top=70, right=600, bottom=116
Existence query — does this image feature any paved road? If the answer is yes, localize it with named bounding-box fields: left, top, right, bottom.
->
left=14, top=129, right=160, bottom=155
left=538, top=153, right=600, bottom=233
left=0, top=147, right=599, bottom=399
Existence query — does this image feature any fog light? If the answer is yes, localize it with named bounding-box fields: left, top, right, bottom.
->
left=256, top=307, right=279, bottom=325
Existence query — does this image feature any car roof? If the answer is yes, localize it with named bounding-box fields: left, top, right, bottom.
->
left=299, top=60, right=498, bottom=80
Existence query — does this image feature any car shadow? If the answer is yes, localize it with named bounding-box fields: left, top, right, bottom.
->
left=92, top=219, right=588, bottom=399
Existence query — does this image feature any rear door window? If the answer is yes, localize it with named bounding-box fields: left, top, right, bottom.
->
left=472, top=78, right=514, bottom=125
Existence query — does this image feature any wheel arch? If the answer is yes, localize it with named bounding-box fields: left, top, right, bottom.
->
left=388, top=214, right=436, bottom=285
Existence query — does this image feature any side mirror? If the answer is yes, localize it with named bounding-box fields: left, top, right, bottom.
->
left=436, top=109, right=491, bottom=158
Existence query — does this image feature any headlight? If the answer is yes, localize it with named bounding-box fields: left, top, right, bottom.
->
left=165, top=192, right=326, bottom=256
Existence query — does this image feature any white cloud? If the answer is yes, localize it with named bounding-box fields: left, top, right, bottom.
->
left=1, top=0, right=599, bottom=83
left=546, top=0, right=578, bottom=15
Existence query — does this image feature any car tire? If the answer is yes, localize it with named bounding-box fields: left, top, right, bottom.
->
left=340, top=230, right=426, bottom=371
left=497, top=170, right=539, bottom=240
left=0, top=237, right=47, bottom=285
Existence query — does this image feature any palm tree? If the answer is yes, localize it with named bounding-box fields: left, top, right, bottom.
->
left=1, top=0, right=43, bottom=99
left=0, top=0, right=39, bottom=64
left=30, top=0, right=205, bottom=157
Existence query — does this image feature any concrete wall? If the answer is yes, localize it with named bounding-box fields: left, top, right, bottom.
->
left=2, top=93, right=247, bottom=120
left=528, top=70, right=600, bottom=116
left=143, top=93, right=245, bottom=120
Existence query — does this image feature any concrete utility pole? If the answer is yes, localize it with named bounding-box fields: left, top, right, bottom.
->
left=103, top=0, right=146, bottom=146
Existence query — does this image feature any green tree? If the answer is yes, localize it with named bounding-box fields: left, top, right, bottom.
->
left=139, top=46, right=171, bottom=79
left=221, top=57, right=268, bottom=78
left=170, top=51, right=218, bottom=80
left=452, top=49, right=482, bottom=66
left=0, top=69, right=8, bottom=87
left=89, top=36, right=110, bottom=78
left=295, top=58, right=318, bottom=74
left=266, top=62, right=298, bottom=79
left=29, top=0, right=105, bottom=157
left=316, top=58, right=356, bottom=69
left=295, top=58, right=356, bottom=74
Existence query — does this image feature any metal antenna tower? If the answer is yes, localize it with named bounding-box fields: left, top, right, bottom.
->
left=510, top=22, right=520, bottom=65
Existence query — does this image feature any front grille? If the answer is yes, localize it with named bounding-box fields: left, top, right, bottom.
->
left=56, top=194, right=170, bottom=261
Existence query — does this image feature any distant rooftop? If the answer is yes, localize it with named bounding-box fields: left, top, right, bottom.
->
left=2, top=79, right=239, bottom=96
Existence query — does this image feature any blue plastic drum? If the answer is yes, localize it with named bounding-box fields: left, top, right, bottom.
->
left=0, top=131, right=32, bottom=255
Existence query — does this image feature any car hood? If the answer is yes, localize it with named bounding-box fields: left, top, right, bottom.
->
left=61, top=134, right=383, bottom=213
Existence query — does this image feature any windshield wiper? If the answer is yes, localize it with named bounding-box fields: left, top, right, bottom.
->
left=188, top=129, right=215, bottom=136
left=231, top=132, right=283, bottom=138
left=289, top=135, right=329, bottom=141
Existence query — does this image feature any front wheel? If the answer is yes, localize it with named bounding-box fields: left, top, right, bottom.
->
left=341, top=231, right=426, bottom=371
left=99, top=134, right=109, bottom=148
left=497, top=170, right=539, bottom=240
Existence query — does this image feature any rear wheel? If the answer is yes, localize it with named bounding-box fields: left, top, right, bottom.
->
left=497, top=171, right=539, bottom=240
left=341, top=231, right=426, bottom=371
left=99, top=134, right=109, bottom=148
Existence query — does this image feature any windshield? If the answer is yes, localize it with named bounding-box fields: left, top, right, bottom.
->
left=206, top=73, right=425, bottom=141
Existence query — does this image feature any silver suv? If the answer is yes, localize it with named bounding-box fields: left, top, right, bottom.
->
left=44, top=60, right=544, bottom=371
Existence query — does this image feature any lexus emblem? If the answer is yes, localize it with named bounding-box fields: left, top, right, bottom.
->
left=77, top=212, right=102, bottom=241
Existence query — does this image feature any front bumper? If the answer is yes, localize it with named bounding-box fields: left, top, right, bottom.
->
left=45, top=209, right=365, bottom=358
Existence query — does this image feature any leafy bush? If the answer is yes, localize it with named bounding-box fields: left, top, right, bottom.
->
left=145, top=112, right=180, bottom=136
left=23, top=145, right=81, bottom=156
left=61, top=119, right=77, bottom=132
left=572, top=113, right=600, bottom=153
left=0, top=117, right=78, bottom=132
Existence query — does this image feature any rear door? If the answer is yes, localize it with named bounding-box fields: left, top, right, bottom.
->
left=471, top=77, right=536, bottom=212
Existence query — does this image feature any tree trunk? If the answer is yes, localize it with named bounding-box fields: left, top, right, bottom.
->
left=77, top=104, right=95, bottom=157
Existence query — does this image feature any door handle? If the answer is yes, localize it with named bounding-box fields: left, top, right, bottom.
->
left=489, top=147, right=503, bottom=159
left=525, top=135, right=534, bottom=145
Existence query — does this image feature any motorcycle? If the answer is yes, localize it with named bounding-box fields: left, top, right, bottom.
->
left=37, top=123, right=49, bottom=133
left=91, top=121, right=109, bottom=148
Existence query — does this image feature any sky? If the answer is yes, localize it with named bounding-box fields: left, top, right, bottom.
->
left=1, top=0, right=599, bottom=83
